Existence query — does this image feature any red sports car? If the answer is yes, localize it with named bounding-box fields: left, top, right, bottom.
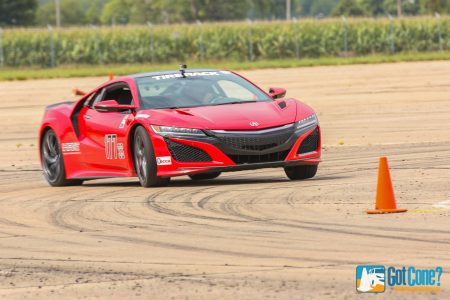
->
left=39, top=67, right=321, bottom=187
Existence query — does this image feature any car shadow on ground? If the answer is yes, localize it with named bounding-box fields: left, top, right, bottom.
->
left=81, top=175, right=348, bottom=188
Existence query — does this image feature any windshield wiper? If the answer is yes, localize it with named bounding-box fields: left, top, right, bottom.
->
left=212, top=100, right=258, bottom=106
left=157, top=101, right=258, bottom=109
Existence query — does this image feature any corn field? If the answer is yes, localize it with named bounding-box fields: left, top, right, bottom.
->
left=1, top=17, right=449, bottom=67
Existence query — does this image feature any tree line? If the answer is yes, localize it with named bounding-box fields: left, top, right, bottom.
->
left=0, top=0, right=448, bottom=27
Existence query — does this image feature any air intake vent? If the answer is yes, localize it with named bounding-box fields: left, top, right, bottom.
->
left=165, top=139, right=212, bottom=162
left=216, top=131, right=293, bottom=152
left=278, top=101, right=286, bottom=109
left=297, top=128, right=319, bottom=154
left=228, top=149, right=290, bottom=164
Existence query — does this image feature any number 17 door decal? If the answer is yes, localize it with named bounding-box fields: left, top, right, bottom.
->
left=105, top=134, right=125, bottom=160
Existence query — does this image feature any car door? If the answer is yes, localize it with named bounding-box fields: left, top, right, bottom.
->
left=77, top=82, right=135, bottom=172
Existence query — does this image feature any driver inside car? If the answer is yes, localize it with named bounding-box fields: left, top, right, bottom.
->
left=182, top=80, right=218, bottom=105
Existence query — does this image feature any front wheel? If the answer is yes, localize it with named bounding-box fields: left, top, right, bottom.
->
left=284, top=165, right=318, bottom=180
left=133, top=126, right=170, bottom=187
left=41, top=129, right=83, bottom=186
left=189, top=172, right=221, bottom=180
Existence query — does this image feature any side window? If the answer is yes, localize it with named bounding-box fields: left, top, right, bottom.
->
left=103, top=85, right=133, bottom=105
left=83, top=91, right=100, bottom=107
left=90, top=90, right=105, bottom=106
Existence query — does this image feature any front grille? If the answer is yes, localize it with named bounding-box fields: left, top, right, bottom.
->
left=297, top=128, right=319, bottom=154
left=215, top=128, right=293, bottom=152
left=165, top=139, right=212, bottom=162
left=228, top=149, right=290, bottom=164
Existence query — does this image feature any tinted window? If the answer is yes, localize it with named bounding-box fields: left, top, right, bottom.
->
left=103, top=85, right=133, bottom=105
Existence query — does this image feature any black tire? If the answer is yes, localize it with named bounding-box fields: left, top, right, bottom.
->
left=41, top=129, right=83, bottom=186
left=284, top=165, right=318, bottom=180
left=133, top=126, right=170, bottom=187
left=189, top=172, right=221, bottom=181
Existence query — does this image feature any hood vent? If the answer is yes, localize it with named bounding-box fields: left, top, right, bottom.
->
left=174, top=109, right=194, bottom=116
left=278, top=101, right=286, bottom=109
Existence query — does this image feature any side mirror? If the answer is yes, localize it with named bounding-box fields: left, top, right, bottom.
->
left=94, top=100, right=135, bottom=112
left=269, top=87, right=286, bottom=99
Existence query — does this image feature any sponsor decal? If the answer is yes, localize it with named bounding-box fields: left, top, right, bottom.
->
left=152, top=71, right=220, bottom=81
left=62, top=142, right=80, bottom=153
left=119, top=115, right=130, bottom=129
left=356, top=265, right=443, bottom=293
left=117, top=142, right=125, bottom=159
left=135, top=113, right=150, bottom=119
left=105, top=134, right=125, bottom=160
left=249, top=121, right=259, bottom=127
left=156, top=156, right=172, bottom=166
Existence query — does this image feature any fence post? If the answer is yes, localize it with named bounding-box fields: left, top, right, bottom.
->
left=0, top=27, right=4, bottom=68
left=292, top=17, right=300, bottom=59
left=435, top=12, right=443, bottom=52
left=197, top=20, right=204, bottom=62
left=147, top=22, right=155, bottom=63
left=247, top=18, right=254, bottom=61
left=388, top=14, right=395, bottom=54
left=91, top=25, right=102, bottom=64
left=341, top=16, right=348, bottom=56
left=47, top=24, right=55, bottom=68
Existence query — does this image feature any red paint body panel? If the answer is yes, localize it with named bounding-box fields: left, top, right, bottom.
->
left=39, top=70, right=321, bottom=180
left=142, top=99, right=300, bottom=130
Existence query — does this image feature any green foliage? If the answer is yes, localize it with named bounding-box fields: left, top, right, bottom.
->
left=310, top=0, right=340, bottom=17
left=36, top=0, right=108, bottom=26
left=2, top=17, right=449, bottom=67
left=100, top=0, right=131, bottom=25
left=383, top=0, right=420, bottom=16
left=0, top=0, right=38, bottom=26
left=99, top=0, right=250, bottom=25
left=360, top=0, right=385, bottom=16
left=332, top=0, right=365, bottom=16
left=421, top=0, right=449, bottom=14
left=5, top=0, right=450, bottom=28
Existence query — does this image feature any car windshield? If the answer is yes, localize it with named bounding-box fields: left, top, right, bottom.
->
left=135, top=70, right=271, bottom=109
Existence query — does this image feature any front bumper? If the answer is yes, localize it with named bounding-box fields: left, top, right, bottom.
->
left=150, top=123, right=321, bottom=177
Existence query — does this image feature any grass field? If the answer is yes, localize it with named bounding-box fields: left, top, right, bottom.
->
left=1, top=51, right=449, bottom=81
left=3, top=17, right=448, bottom=68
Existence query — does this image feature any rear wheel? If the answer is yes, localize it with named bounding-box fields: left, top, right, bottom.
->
left=133, top=126, right=170, bottom=187
left=41, top=129, right=83, bottom=186
left=189, top=172, right=221, bottom=181
left=284, top=165, right=318, bottom=180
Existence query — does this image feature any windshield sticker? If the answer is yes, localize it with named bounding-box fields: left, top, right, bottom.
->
left=151, top=71, right=220, bottom=80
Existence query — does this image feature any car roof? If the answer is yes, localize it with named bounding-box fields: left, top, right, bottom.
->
left=130, top=68, right=223, bottom=79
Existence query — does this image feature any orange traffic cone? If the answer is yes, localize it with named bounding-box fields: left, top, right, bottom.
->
left=109, top=71, right=114, bottom=80
left=72, top=88, right=86, bottom=96
left=367, top=157, right=407, bottom=214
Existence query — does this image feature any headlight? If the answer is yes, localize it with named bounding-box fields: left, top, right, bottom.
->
left=296, top=114, right=318, bottom=130
left=151, top=125, right=206, bottom=137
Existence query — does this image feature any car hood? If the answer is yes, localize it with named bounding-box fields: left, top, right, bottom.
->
left=139, top=99, right=313, bottom=130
